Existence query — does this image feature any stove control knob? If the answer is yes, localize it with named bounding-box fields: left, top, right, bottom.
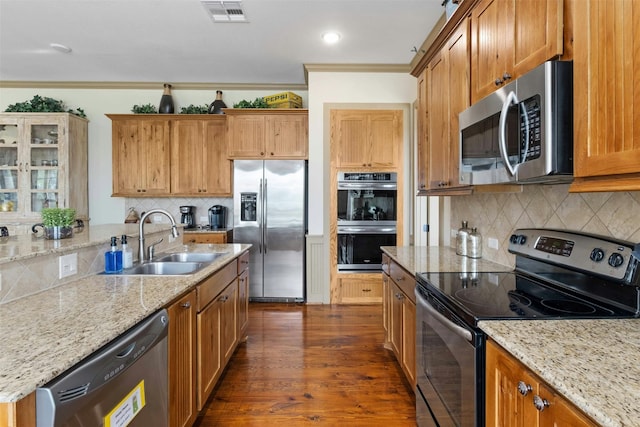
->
left=590, top=248, right=605, bottom=262
left=510, top=234, right=527, bottom=245
left=608, top=252, right=625, bottom=268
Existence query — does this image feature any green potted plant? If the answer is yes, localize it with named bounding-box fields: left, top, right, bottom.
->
left=32, top=208, right=77, bottom=239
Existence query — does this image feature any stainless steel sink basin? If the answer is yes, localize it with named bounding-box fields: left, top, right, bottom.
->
left=155, top=252, right=225, bottom=263
left=123, top=261, right=205, bottom=275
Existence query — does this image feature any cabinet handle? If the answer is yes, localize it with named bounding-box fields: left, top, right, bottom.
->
left=362, top=288, right=371, bottom=292
left=181, top=301, right=191, bottom=308
left=495, top=78, right=504, bottom=86
left=533, top=395, right=549, bottom=412
left=19, top=163, right=23, bottom=172
left=395, top=293, right=404, bottom=300
left=517, top=381, right=532, bottom=396
left=395, top=276, right=404, bottom=282
left=503, top=72, right=512, bottom=81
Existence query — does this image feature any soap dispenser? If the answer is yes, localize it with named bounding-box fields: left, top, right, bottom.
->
left=121, top=234, right=133, bottom=269
left=105, top=236, right=123, bottom=274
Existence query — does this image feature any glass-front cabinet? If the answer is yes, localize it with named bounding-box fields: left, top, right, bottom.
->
left=0, top=113, right=88, bottom=223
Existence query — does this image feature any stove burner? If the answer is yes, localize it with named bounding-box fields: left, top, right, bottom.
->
left=508, top=292, right=531, bottom=307
left=540, top=299, right=597, bottom=314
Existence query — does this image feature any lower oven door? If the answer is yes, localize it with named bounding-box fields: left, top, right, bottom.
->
left=337, top=226, right=396, bottom=271
left=415, top=284, right=480, bottom=427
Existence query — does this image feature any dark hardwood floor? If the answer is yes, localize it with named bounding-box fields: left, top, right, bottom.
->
left=194, top=303, right=416, bottom=426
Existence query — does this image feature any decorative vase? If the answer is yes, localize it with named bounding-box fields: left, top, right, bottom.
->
left=208, top=90, right=227, bottom=114
left=159, top=83, right=175, bottom=114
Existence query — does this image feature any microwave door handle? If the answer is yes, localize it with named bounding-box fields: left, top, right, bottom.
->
left=499, top=90, right=519, bottom=177
left=520, top=102, right=531, bottom=166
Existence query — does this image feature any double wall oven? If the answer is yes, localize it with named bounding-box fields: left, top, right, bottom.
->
left=337, top=172, right=397, bottom=271
left=415, top=229, right=640, bottom=426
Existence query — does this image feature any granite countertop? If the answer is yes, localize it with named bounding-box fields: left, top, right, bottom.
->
left=0, top=242, right=250, bottom=403
left=381, top=245, right=512, bottom=276
left=182, top=227, right=232, bottom=234
left=480, top=319, right=640, bottom=427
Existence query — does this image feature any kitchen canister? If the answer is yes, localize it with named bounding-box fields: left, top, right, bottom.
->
left=456, top=220, right=470, bottom=256
left=467, top=227, right=483, bottom=259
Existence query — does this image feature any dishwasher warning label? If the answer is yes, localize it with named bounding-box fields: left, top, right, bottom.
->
left=104, top=380, right=146, bottom=427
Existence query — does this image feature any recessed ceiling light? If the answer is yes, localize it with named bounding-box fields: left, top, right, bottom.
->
left=50, top=43, right=72, bottom=53
left=322, top=32, right=341, bottom=44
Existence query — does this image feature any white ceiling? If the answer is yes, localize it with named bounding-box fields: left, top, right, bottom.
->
left=0, top=0, right=445, bottom=86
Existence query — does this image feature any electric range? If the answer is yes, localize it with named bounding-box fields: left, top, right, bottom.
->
left=415, top=229, right=640, bottom=427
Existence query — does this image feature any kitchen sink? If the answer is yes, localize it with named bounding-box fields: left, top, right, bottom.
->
left=122, top=261, right=205, bottom=275
left=155, top=252, right=225, bottom=263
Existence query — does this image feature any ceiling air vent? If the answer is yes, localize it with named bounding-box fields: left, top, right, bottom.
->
left=201, top=1, right=248, bottom=22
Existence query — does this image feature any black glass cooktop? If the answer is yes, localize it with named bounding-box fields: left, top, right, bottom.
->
left=416, top=271, right=638, bottom=326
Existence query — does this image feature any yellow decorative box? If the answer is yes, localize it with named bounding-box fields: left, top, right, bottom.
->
left=263, top=92, right=303, bottom=109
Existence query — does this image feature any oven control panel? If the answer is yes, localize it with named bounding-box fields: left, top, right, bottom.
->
left=509, top=229, right=638, bottom=283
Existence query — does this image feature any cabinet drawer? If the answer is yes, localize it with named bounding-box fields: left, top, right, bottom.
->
left=197, top=260, right=237, bottom=311
left=184, top=232, right=227, bottom=244
left=237, top=251, right=249, bottom=274
left=340, top=276, right=383, bottom=303
left=389, top=261, right=415, bottom=303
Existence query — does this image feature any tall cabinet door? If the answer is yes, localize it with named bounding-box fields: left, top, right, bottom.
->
left=202, top=119, right=232, bottom=195
left=170, top=119, right=205, bottom=194
left=572, top=0, right=640, bottom=188
left=427, top=50, right=449, bottom=189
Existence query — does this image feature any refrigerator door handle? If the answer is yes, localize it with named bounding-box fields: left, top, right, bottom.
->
left=263, top=178, right=268, bottom=254
left=259, top=178, right=263, bottom=253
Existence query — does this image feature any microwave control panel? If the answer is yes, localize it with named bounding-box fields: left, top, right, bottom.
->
left=518, top=95, right=542, bottom=161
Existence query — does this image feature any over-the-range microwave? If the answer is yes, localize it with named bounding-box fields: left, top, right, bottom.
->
left=459, top=60, right=573, bottom=185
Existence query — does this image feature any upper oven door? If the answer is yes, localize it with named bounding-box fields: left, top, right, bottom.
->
left=416, top=284, right=479, bottom=427
left=337, top=182, right=397, bottom=226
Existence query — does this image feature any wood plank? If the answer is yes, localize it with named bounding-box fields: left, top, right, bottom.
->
left=195, top=303, right=415, bottom=426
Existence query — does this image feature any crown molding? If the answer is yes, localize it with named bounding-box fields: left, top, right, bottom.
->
left=0, top=81, right=309, bottom=91
left=303, top=63, right=411, bottom=83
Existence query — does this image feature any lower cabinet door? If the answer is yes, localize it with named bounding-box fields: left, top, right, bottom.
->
left=196, top=297, right=222, bottom=410
left=167, top=291, right=197, bottom=427
left=221, top=281, right=238, bottom=364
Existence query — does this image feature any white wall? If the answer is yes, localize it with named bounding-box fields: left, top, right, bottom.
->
left=0, top=88, right=307, bottom=224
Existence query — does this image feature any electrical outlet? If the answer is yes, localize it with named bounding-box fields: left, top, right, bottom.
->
left=59, top=253, right=78, bottom=279
left=488, top=237, right=499, bottom=250
left=422, top=224, right=429, bottom=232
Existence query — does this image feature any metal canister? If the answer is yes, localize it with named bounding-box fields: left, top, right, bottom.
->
left=456, top=221, right=470, bottom=256
left=467, top=227, right=483, bottom=259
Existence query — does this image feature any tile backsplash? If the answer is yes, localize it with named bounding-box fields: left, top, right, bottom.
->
left=450, top=184, right=640, bottom=267
left=125, top=197, right=233, bottom=228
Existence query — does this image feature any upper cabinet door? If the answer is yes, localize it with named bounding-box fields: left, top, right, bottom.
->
left=471, top=0, right=563, bottom=103
left=170, top=118, right=205, bottom=194
left=332, top=111, right=369, bottom=168
left=570, top=0, right=640, bottom=192
left=202, top=119, right=232, bottom=195
left=265, top=114, right=308, bottom=158
left=227, top=115, right=266, bottom=158
left=368, top=111, right=401, bottom=168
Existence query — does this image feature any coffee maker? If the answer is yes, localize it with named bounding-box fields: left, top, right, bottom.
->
left=208, top=205, right=226, bottom=229
left=179, top=205, right=196, bottom=229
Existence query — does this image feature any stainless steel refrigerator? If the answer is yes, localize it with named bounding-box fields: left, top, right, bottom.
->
left=233, top=160, right=306, bottom=302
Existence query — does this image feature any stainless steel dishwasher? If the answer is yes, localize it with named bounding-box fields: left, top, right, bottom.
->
left=36, top=309, right=169, bottom=427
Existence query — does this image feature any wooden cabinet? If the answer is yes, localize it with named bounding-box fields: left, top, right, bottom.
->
left=170, top=116, right=231, bottom=196
left=226, top=109, right=308, bottom=159
left=416, top=69, right=429, bottom=193
left=570, top=0, right=640, bottom=192
left=0, top=113, right=88, bottom=222
left=237, top=251, right=250, bottom=339
left=486, top=339, right=597, bottom=427
left=424, top=19, right=471, bottom=193
left=470, top=0, right=564, bottom=103
left=183, top=230, right=232, bottom=244
left=109, top=115, right=171, bottom=196
left=382, top=256, right=416, bottom=387
left=167, top=290, right=197, bottom=427
left=338, top=274, right=383, bottom=304
left=194, top=254, right=248, bottom=411
left=330, top=109, right=402, bottom=169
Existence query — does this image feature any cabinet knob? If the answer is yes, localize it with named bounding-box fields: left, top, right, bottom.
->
left=503, top=72, right=512, bottom=81
left=517, top=381, right=532, bottom=396
left=181, top=301, right=191, bottom=308
left=495, top=78, right=504, bottom=86
left=260, top=152, right=265, bottom=156
left=270, top=152, right=274, bottom=156
left=533, top=395, right=549, bottom=412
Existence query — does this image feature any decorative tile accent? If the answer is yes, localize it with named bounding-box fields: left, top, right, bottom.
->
left=451, top=186, right=640, bottom=267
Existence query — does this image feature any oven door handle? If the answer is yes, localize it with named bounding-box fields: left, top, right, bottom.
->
left=416, top=289, right=473, bottom=342
left=338, top=227, right=396, bottom=234
left=338, top=182, right=397, bottom=190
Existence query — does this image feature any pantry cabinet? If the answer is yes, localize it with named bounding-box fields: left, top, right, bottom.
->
left=0, top=113, right=88, bottom=222
left=486, top=339, right=597, bottom=427
left=570, top=0, right=640, bottom=192
left=382, top=254, right=416, bottom=387
left=167, top=290, right=197, bottom=427
left=109, top=115, right=171, bottom=196
left=226, top=109, right=308, bottom=159
left=470, top=0, right=564, bottom=103
left=423, top=19, right=472, bottom=193
left=330, top=109, right=402, bottom=169
left=170, top=116, right=232, bottom=196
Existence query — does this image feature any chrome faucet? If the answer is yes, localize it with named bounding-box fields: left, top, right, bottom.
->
left=138, top=209, right=180, bottom=263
